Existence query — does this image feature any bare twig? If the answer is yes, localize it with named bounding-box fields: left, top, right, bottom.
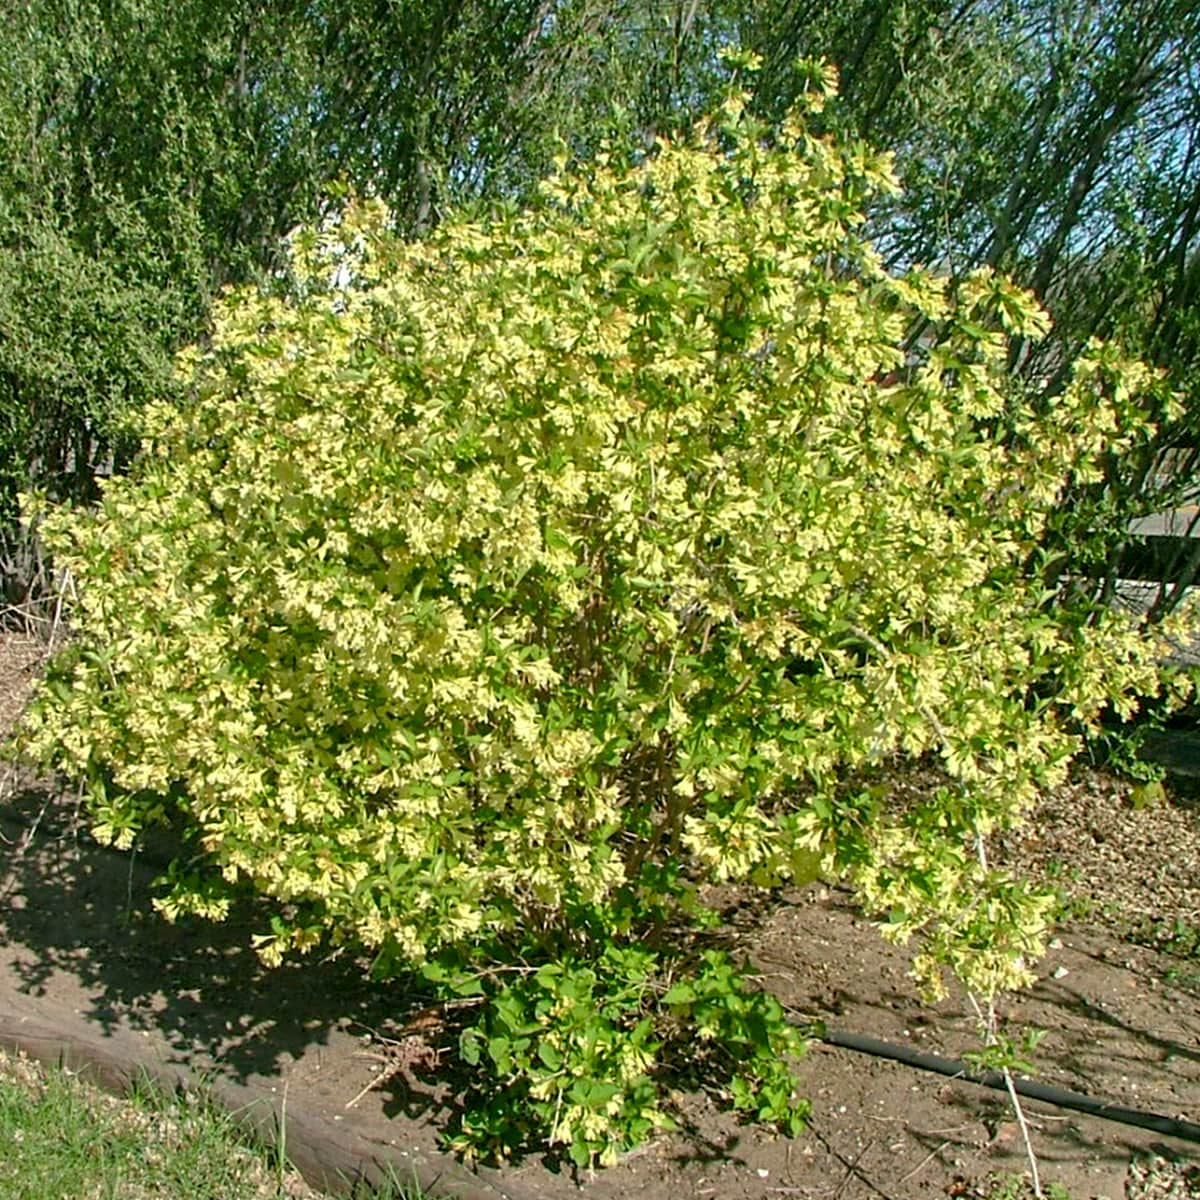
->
left=345, top=1036, right=441, bottom=1109
left=897, top=1140, right=949, bottom=1185
left=1003, top=1063, right=1043, bottom=1197
left=967, top=988, right=1043, bottom=1198
left=0, top=790, right=52, bottom=901
left=810, top=1124, right=895, bottom=1200
left=832, top=1139, right=875, bottom=1200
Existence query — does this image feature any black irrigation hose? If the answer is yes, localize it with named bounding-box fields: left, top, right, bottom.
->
left=815, top=1026, right=1200, bottom=1145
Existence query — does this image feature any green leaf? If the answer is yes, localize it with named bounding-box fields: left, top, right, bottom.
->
left=1130, top=780, right=1166, bottom=810
left=487, top=1036, right=512, bottom=1071
left=459, top=1028, right=481, bottom=1067
left=662, top=982, right=697, bottom=1005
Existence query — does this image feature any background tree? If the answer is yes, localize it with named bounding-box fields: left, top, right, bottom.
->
left=739, top=0, right=1200, bottom=612
left=0, top=0, right=327, bottom=605
left=0, top=0, right=656, bottom=606
left=3, top=0, right=1198, bottom=614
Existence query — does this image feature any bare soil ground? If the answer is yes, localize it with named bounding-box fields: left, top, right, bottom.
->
left=1, top=631, right=1199, bottom=1200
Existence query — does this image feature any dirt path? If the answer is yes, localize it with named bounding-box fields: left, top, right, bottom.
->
left=1, top=632, right=1198, bottom=1199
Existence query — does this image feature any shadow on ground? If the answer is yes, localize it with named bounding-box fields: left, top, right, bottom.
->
left=3, top=769, right=1200, bottom=1200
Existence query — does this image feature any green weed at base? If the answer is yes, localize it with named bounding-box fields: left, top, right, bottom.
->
left=982, top=1171, right=1076, bottom=1199
left=1041, top=859, right=1095, bottom=924
left=1125, top=915, right=1200, bottom=994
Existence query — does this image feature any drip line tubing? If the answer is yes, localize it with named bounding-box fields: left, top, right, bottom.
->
left=813, top=1026, right=1200, bottom=1144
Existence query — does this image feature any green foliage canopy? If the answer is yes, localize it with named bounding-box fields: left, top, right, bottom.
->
left=6, top=0, right=1199, bottom=614
left=736, top=0, right=1200, bottom=609
left=0, top=0, right=334, bottom=597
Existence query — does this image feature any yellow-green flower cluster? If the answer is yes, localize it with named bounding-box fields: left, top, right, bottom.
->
left=14, top=76, right=1188, bottom=1008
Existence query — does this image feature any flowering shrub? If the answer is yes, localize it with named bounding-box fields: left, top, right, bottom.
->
left=14, top=65, right=1193, bottom=1164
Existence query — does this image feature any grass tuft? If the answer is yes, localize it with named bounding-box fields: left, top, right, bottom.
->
left=0, top=1048, right=424, bottom=1199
